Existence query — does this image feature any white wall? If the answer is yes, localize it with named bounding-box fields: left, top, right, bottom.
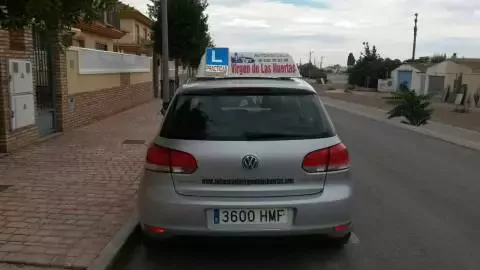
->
left=462, top=74, right=480, bottom=97
left=419, top=74, right=426, bottom=94
left=72, top=47, right=151, bottom=74
left=378, top=79, right=395, bottom=92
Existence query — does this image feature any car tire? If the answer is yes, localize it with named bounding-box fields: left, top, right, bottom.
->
left=328, top=232, right=351, bottom=249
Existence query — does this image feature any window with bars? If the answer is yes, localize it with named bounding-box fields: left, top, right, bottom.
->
left=95, top=42, right=108, bottom=51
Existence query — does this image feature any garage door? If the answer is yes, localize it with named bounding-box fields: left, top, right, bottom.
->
left=428, top=76, right=445, bottom=95
left=397, top=71, right=413, bottom=90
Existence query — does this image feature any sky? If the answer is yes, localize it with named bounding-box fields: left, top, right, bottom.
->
left=122, top=0, right=480, bottom=67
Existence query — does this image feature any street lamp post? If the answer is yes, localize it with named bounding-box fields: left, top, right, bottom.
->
left=161, top=0, right=170, bottom=106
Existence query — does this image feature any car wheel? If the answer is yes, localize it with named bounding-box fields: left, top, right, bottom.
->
left=328, top=232, right=351, bottom=249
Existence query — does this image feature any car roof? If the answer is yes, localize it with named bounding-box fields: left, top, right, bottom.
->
left=176, top=78, right=316, bottom=95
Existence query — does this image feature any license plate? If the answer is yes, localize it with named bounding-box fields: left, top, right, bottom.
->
left=213, top=208, right=289, bottom=225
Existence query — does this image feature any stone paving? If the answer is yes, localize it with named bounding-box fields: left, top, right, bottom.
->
left=0, top=99, right=162, bottom=269
left=0, top=263, right=67, bottom=270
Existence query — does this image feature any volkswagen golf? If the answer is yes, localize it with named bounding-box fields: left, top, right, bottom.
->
left=137, top=51, right=353, bottom=248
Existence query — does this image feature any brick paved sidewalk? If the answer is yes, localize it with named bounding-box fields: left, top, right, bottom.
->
left=0, top=263, right=67, bottom=270
left=0, top=99, right=162, bottom=269
left=315, top=87, right=480, bottom=133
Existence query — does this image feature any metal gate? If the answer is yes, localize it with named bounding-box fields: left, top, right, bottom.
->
left=32, top=29, right=56, bottom=136
left=397, top=70, right=413, bottom=90
left=428, top=75, right=445, bottom=95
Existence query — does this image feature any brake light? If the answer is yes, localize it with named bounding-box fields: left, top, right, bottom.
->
left=145, top=225, right=166, bottom=234
left=302, top=143, right=349, bottom=173
left=334, top=222, right=351, bottom=232
left=145, top=145, right=197, bottom=174
left=328, top=143, right=349, bottom=171
left=225, top=88, right=270, bottom=94
left=302, top=148, right=329, bottom=173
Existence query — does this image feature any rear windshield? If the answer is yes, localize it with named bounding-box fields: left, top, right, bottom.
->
left=160, top=90, right=335, bottom=141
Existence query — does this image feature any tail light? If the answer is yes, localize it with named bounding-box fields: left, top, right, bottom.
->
left=302, top=143, right=349, bottom=173
left=145, top=144, right=197, bottom=174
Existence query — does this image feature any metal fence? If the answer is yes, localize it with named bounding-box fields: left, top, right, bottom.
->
left=32, top=29, right=54, bottom=112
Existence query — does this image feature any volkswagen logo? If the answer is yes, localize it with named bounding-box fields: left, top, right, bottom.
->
left=242, top=155, right=259, bottom=170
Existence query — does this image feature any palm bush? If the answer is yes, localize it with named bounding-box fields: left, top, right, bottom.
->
left=383, top=90, right=434, bottom=126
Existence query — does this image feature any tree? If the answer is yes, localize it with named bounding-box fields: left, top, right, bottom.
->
left=406, top=54, right=446, bottom=64
left=383, top=91, right=433, bottom=126
left=383, top=58, right=402, bottom=78
left=0, top=0, right=117, bottom=46
left=431, top=54, right=446, bottom=63
left=298, top=62, right=327, bottom=81
left=347, top=53, right=355, bottom=66
left=149, top=0, right=213, bottom=83
left=348, top=42, right=401, bottom=88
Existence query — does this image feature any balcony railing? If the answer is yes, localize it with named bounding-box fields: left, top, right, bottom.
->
left=138, top=38, right=152, bottom=46
left=95, top=8, right=121, bottom=29
left=105, top=9, right=120, bottom=29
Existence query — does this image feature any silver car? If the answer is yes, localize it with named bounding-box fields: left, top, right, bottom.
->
left=138, top=77, right=352, bottom=247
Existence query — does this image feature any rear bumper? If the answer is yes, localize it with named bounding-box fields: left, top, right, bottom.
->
left=137, top=170, right=353, bottom=237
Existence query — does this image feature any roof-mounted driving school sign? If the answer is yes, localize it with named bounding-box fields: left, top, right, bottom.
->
left=205, top=47, right=229, bottom=73
left=198, top=48, right=301, bottom=78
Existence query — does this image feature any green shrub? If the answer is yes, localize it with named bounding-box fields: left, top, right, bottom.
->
left=399, top=82, right=409, bottom=92
left=383, top=91, right=433, bottom=126
left=474, top=89, right=480, bottom=107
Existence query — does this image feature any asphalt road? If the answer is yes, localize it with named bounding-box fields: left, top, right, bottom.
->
left=113, top=106, right=480, bottom=270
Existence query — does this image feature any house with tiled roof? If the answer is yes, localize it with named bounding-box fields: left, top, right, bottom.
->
left=116, top=3, right=153, bottom=56
left=0, top=2, right=155, bottom=153
left=71, top=4, right=127, bottom=51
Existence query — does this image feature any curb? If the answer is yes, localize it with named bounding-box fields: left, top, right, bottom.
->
left=87, top=213, right=139, bottom=270
left=322, top=98, right=480, bottom=152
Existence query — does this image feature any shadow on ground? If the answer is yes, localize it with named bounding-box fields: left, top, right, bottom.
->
left=110, top=227, right=354, bottom=270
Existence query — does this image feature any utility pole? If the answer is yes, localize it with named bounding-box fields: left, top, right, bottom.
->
left=308, top=51, right=313, bottom=78
left=412, top=13, right=418, bottom=61
left=153, top=54, right=159, bottom=98
left=319, top=56, right=325, bottom=69
left=161, top=0, right=170, bottom=105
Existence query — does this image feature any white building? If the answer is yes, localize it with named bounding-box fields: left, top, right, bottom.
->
left=392, top=63, right=431, bottom=94
left=425, top=59, right=480, bottom=97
